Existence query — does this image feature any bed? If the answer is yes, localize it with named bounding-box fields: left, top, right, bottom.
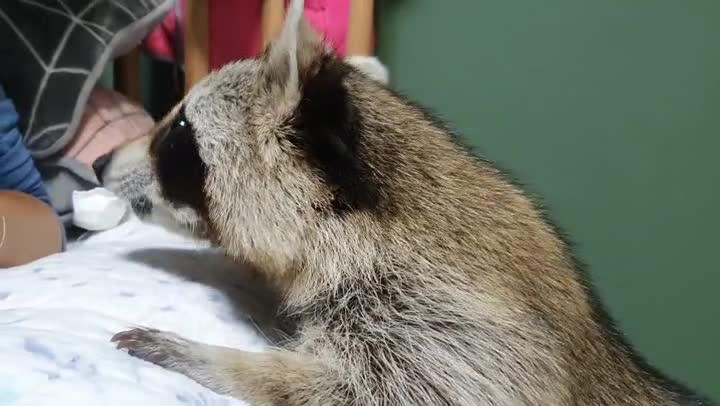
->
left=0, top=216, right=270, bottom=405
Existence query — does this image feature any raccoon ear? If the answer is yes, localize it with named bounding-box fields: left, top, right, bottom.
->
left=262, top=0, right=325, bottom=95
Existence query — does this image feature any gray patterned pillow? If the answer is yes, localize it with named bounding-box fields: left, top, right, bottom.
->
left=0, top=0, right=173, bottom=159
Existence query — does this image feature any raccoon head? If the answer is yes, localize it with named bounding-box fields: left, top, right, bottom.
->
left=123, top=8, right=390, bottom=274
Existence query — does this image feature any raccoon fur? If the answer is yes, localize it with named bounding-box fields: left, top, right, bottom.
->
left=108, top=4, right=712, bottom=406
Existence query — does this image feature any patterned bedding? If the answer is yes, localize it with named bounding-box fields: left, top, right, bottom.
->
left=0, top=217, right=269, bottom=406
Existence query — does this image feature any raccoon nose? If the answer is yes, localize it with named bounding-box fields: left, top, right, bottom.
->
left=130, top=195, right=153, bottom=217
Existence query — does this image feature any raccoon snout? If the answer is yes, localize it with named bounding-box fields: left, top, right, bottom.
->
left=130, top=195, right=153, bottom=217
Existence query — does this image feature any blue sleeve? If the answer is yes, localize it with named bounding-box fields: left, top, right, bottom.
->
left=0, top=85, right=51, bottom=206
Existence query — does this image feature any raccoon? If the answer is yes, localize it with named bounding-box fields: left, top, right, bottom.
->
left=109, top=4, right=712, bottom=406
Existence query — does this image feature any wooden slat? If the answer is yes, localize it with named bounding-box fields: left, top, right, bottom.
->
left=262, top=0, right=286, bottom=50
left=346, top=0, right=375, bottom=56
left=113, top=48, right=142, bottom=102
left=184, top=0, right=210, bottom=92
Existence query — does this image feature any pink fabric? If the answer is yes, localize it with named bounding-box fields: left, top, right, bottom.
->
left=65, top=88, right=154, bottom=167
left=144, top=1, right=359, bottom=71
left=207, top=0, right=265, bottom=66
left=142, top=7, right=179, bottom=61
left=207, top=0, right=352, bottom=69
left=302, top=0, right=350, bottom=57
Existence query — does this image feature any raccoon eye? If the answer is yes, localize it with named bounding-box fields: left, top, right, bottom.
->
left=152, top=108, right=193, bottom=154
left=172, top=115, right=188, bottom=131
left=166, top=110, right=190, bottom=138
left=152, top=106, right=208, bottom=214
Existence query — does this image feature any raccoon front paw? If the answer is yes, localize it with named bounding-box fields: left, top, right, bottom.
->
left=112, top=327, right=233, bottom=395
left=111, top=327, right=192, bottom=368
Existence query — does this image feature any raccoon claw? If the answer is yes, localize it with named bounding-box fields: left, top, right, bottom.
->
left=112, top=327, right=188, bottom=367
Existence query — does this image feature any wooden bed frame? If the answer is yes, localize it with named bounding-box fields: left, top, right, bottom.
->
left=112, top=0, right=208, bottom=100
left=113, top=0, right=374, bottom=98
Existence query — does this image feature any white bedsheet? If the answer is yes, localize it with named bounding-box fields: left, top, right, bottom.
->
left=0, top=217, right=269, bottom=406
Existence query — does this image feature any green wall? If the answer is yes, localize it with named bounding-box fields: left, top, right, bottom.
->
left=377, top=0, right=718, bottom=399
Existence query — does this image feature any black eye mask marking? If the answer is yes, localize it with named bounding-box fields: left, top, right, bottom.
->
left=151, top=107, right=209, bottom=217
left=292, top=56, right=384, bottom=215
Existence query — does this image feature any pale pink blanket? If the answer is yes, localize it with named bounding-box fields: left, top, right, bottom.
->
left=64, top=87, right=154, bottom=168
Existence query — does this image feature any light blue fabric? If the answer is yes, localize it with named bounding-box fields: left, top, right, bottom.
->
left=0, top=85, right=65, bottom=250
left=0, top=85, right=50, bottom=205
